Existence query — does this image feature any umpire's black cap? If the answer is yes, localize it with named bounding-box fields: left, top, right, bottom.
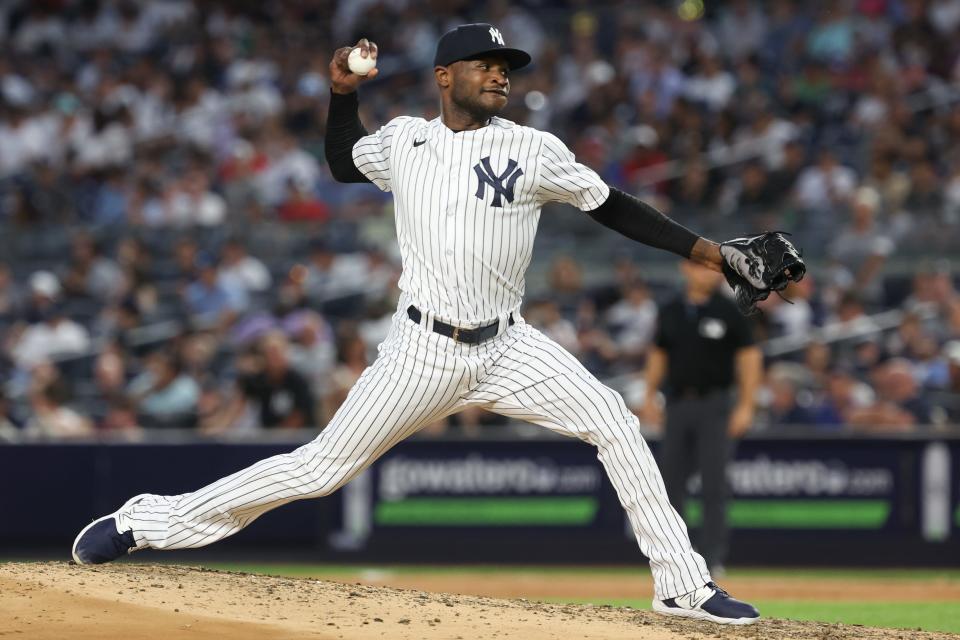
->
left=434, top=23, right=531, bottom=70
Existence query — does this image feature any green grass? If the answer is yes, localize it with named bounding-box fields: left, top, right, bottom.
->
left=547, top=599, right=960, bottom=635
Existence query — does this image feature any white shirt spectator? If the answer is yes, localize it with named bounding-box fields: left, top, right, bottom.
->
left=929, top=0, right=960, bottom=35
left=795, top=162, right=857, bottom=210
left=167, top=189, right=226, bottom=226
left=769, top=298, right=814, bottom=338
left=684, top=67, right=736, bottom=112
left=305, top=252, right=371, bottom=302
left=715, top=1, right=769, bottom=61
left=258, top=140, right=321, bottom=206
left=165, top=171, right=227, bottom=226
left=606, top=296, right=658, bottom=354
left=175, top=89, right=226, bottom=150
left=132, top=81, right=177, bottom=142
left=0, top=113, right=58, bottom=177
left=12, top=11, right=66, bottom=54
left=731, top=115, right=798, bottom=170
left=220, top=256, right=272, bottom=293
left=73, top=121, right=133, bottom=171
left=13, top=319, right=91, bottom=369
left=24, top=405, right=94, bottom=439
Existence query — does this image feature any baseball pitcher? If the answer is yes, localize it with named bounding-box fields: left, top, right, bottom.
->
left=73, top=24, right=804, bottom=626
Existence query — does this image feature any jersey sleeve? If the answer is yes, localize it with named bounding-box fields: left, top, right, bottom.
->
left=536, top=132, right=610, bottom=211
left=351, top=116, right=409, bottom=192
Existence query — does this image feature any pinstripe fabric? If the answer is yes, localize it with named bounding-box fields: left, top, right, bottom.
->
left=124, top=313, right=709, bottom=598
left=118, top=118, right=711, bottom=600
left=351, top=116, right=608, bottom=326
left=466, top=322, right=710, bottom=598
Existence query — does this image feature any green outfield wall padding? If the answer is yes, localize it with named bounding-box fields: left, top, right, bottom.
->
left=684, top=499, right=891, bottom=529
left=375, top=497, right=599, bottom=526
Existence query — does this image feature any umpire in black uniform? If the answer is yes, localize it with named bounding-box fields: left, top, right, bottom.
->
left=642, top=260, right=763, bottom=573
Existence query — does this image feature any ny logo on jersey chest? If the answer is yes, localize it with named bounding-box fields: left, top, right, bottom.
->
left=473, top=156, right=523, bottom=207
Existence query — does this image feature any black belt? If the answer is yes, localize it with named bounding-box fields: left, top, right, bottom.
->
left=407, top=305, right=513, bottom=344
left=669, top=387, right=727, bottom=400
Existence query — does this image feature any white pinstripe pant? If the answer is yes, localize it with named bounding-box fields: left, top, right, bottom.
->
left=124, top=305, right=711, bottom=599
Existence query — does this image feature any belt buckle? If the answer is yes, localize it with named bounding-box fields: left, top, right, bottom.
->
left=452, top=327, right=461, bottom=342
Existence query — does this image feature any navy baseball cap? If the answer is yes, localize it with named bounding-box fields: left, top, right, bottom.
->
left=434, top=23, right=531, bottom=70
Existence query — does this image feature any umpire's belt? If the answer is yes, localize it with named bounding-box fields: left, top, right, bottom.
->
left=407, top=305, right=513, bottom=345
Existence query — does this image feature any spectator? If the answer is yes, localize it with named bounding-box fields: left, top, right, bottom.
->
left=732, top=101, right=798, bottom=170
left=575, top=299, right=620, bottom=377
left=716, top=0, right=768, bottom=62
left=239, top=332, right=316, bottom=429
left=684, top=54, right=736, bottom=112
left=260, top=132, right=321, bottom=207
left=325, top=330, right=369, bottom=420
left=762, top=276, right=815, bottom=338
left=806, top=4, right=855, bottom=64
left=766, top=139, right=806, bottom=200
left=849, top=359, right=931, bottom=429
left=219, top=239, right=272, bottom=294
left=668, top=160, right=717, bottom=218
left=827, top=187, right=894, bottom=305
left=127, top=351, right=200, bottom=428
left=165, top=169, right=227, bottom=227
left=803, top=341, right=833, bottom=389
left=823, top=293, right=881, bottom=340
left=794, top=149, right=857, bottom=212
left=547, top=255, right=585, bottom=316
left=903, top=160, right=945, bottom=222
left=765, top=366, right=818, bottom=427
left=94, top=341, right=128, bottom=399
left=183, top=254, right=248, bottom=326
left=277, top=177, right=331, bottom=222
left=10, top=289, right=91, bottom=371
left=283, top=310, right=336, bottom=404
left=303, top=240, right=370, bottom=309
left=24, top=363, right=94, bottom=439
left=605, top=278, right=657, bottom=366
left=862, top=152, right=911, bottom=219
left=525, top=299, right=580, bottom=356
left=727, top=161, right=779, bottom=223
left=62, top=233, right=126, bottom=303
left=806, top=369, right=873, bottom=428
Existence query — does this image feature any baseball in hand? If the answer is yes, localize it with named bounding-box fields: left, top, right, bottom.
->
left=347, top=47, right=376, bottom=76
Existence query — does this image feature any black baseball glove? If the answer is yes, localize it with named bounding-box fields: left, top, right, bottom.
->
left=718, top=231, right=806, bottom=315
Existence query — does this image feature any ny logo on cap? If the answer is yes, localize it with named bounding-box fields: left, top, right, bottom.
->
left=474, top=156, right=523, bottom=207
left=488, top=26, right=504, bottom=45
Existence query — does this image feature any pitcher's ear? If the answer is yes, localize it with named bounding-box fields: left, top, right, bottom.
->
left=435, top=65, right=450, bottom=88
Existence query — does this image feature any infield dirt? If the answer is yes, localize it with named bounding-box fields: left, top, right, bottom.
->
left=0, top=562, right=956, bottom=640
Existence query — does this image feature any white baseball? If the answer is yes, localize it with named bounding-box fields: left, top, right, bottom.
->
left=347, top=47, right=376, bottom=76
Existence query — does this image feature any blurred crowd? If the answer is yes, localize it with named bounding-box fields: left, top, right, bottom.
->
left=1, top=0, right=960, bottom=440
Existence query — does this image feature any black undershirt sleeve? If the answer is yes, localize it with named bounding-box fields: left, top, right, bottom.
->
left=585, top=187, right=700, bottom=259
left=324, top=90, right=371, bottom=184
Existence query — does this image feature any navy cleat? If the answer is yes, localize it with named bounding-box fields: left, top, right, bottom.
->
left=652, top=581, right=759, bottom=625
left=71, top=495, right=148, bottom=565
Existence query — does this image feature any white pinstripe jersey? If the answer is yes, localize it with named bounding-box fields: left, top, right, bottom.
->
left=352, top=116, right=610, bottom=327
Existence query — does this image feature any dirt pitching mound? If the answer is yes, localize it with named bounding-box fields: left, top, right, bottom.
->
left=0, top=562, right=952, bottom=640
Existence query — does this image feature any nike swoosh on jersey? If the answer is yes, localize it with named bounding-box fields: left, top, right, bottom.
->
left=413, top=139, right=426, bottom=147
